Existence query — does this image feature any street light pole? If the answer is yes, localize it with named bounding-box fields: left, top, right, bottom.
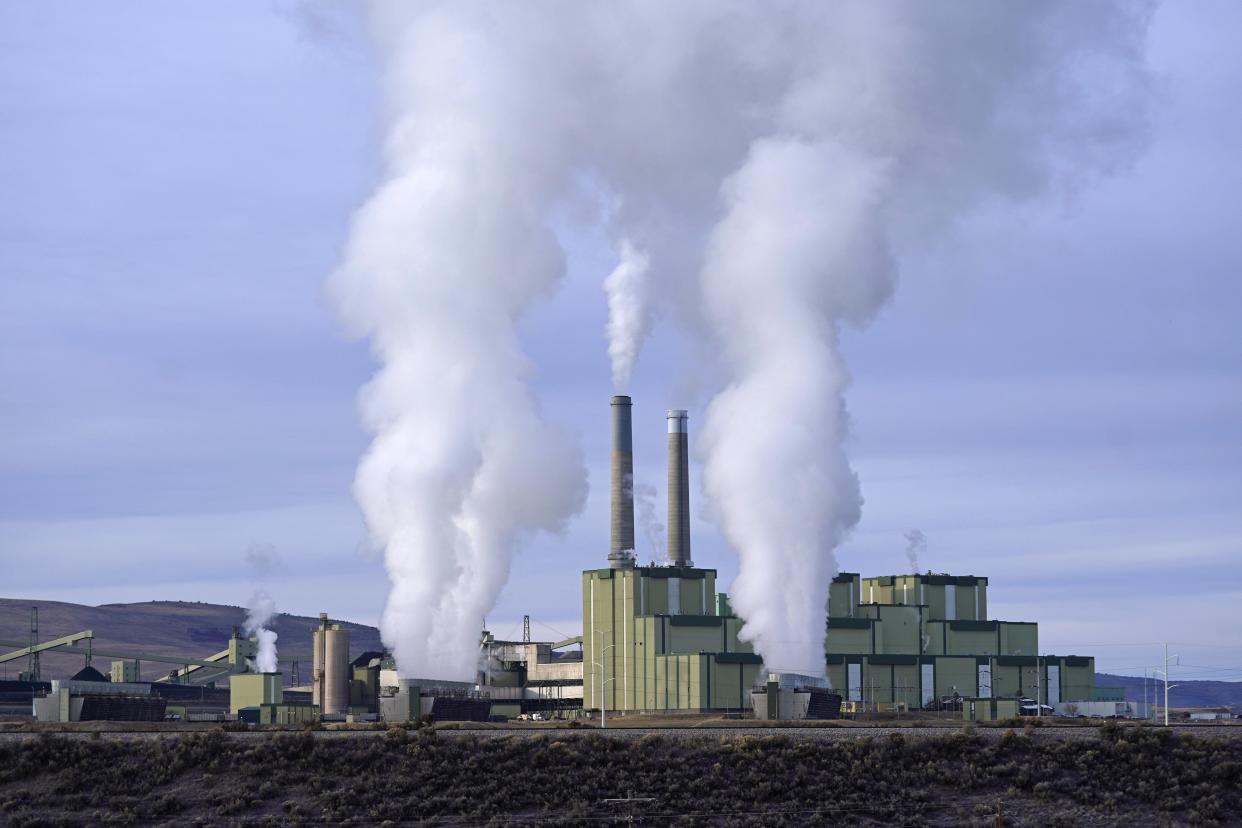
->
left=1151, top=643, right=1180, bottom=726
left=592, top=629, right=617, bottom=729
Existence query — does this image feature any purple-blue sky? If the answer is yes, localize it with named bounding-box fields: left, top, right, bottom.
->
left=1, top=2, right=1239, bottom=678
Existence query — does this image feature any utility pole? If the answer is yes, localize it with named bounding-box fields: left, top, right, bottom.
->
left=1164, top=643, right=1172, bottom=726
left=1036, top=655, right=1042, bottom=718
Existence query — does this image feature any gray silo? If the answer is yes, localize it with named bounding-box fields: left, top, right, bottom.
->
left=312, top=613, right=350, bottom=716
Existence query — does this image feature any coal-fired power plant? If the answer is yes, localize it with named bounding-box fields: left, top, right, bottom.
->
left=666, top=409, right=692, bottom=566
left=14, top=392, right=1105, bottom=727
left=608, top=395, right=636, bottom=569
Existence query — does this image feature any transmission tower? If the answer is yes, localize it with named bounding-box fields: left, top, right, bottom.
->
left=523, top=615, right=531, bottom=644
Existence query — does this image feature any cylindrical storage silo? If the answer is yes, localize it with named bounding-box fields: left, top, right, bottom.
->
left=312, top=613, right=327, bottom=709
left=323, top=625, right=350, bottom=715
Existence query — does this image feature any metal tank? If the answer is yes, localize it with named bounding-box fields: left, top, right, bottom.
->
left=608, top=395, right=636, bottom=568
left=312, top=614, right=325, bottom=708
left=666, top=409, right=692, bottom=566
left=312, top=613, right=350, bottom=715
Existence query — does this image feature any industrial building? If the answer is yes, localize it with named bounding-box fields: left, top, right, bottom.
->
left=0, top=621, right=263, bottom=690
left=750, top=673, right=842, bottom=720
left=231, top=673, right=323, bottom=724
left=229, top=672, right=283, bottom=712
left=476, top=629, right=584, bottom=718
left=824, top=571, right=1097, bottom=712
left=32, top=676, right=166, bottom=723
left=4, top=616, right=328, bottom=723
left=573, top=394, right=1101, bottom=720
left=378, top=677, right=491, bottom=722
left=581, top=398, right=762, bottom=714
left=4, top=392, right=1110, bottom=725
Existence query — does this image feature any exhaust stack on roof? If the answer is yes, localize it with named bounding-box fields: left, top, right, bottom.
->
left=667, top=409, right=692, bottom=566
left=608, top=396, right=636, bottom=569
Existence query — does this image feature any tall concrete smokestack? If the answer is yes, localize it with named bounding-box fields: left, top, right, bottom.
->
left=667, top=409, right=691, bottom=566
left=609, top=396, right=636, bottom=568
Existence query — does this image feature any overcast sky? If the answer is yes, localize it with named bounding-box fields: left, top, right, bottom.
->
left=1, top=2, right=1239, bottom=678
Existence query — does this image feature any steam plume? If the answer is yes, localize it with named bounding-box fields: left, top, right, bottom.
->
left=244, top=542, right=281, bottom=578
left=342, top=1, right=1153, bottom=679
left=632, top=479, right=665, bottom=562
left=904, top=530, right=926, bottom=575
left=243, top=591, right=279, bottom=674
left=696, top=5, right=1152, bottom=676
left=330, top=3, right=588, bottom=679
left=604, top=240, right=652, bottom=390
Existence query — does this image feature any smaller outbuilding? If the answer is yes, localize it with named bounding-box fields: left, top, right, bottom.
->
left=750, top=673, right=842, bottom=720
left=33, top=679, right=164, bottom=722
left=962, top=697, right=1021, bottom=722
left=229, top=673, right=282, bottom=713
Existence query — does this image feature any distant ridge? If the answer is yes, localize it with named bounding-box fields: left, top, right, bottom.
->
left=0, top=598, right=383, bottom=682
left=1095, top=672, right=1240, bottom=710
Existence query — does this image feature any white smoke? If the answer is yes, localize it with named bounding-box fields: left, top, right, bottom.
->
left=243, top=542, right=282, bottom=578
left=604, top=240, right=652, bottom=390
left=693, top=5, right=1152, bottom=677
left=243, top=591, right=279, bottom=674
left=699, top=140, right=884, bottom=674
left=330, top=4, right=589, bottom=680
left=341, top=1, right=1153, bottom=680
left=632, top=478, right=665, bottom=562
left=904, top=530, right=927, bottom=575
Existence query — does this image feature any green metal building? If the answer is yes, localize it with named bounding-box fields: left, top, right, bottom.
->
left=581, top=564, right=762, bottom=713
left=581, top=395, right=1092, bottom=717
left=825, top=572, right=1096, bottom=709
left=229, top=672, right=282, bottom=713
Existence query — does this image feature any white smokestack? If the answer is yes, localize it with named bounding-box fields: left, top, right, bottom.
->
left=243, top=591, right=279, bottom=674
left=340, top=1, right=1153, bottom=680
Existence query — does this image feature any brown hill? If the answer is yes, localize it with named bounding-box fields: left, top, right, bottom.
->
left=0, top=598, right=383, bottom=683
left=1097, top=672, right=1242, bottom=710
